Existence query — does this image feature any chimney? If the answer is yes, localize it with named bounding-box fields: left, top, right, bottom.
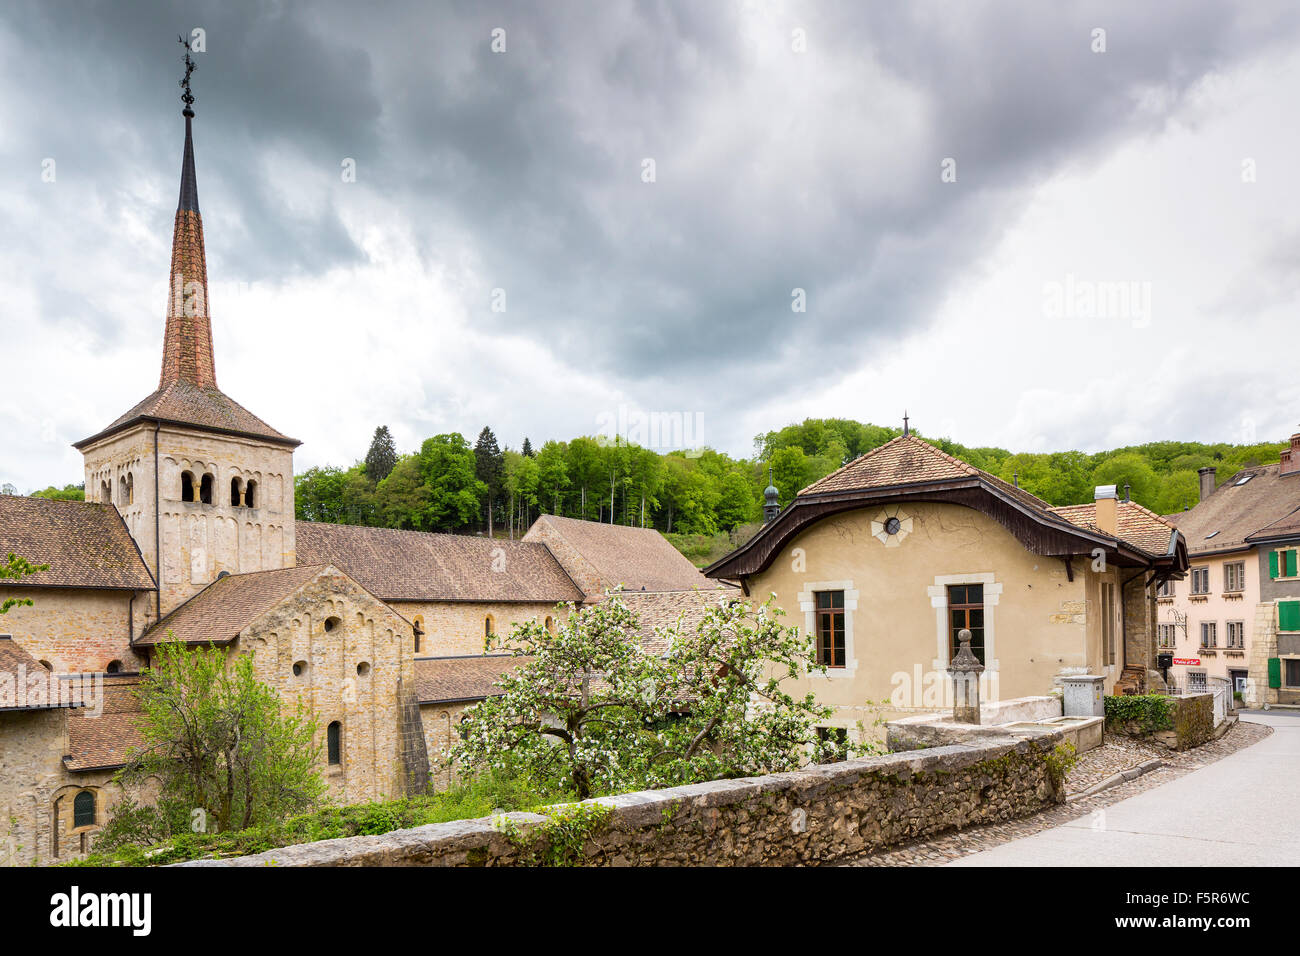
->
left=1094, top=484, right=1117, bottom=536
left=1198, top=466, right=1217, bottom=501
left=1281, top=431, right=1300, bottom=477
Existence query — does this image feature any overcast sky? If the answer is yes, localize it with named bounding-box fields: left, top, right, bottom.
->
left=3, top=0, right=1299, bottom=492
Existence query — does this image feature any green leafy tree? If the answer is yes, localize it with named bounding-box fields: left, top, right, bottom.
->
left=418, top=434, right=488, bottom=532
left=715, top=470, right=757, bottom=530
left=363, top=426, right=399, bottom=483
left=566, top=436, right=605, bottom=521
left=374, top=455, right=431, bottom=529
left=1, top=553, right=49, bottom=614
left=30, top=483, right=85, bottom=501
left=535, top=440, right=571, bottom=515
left=115, top=641, right=325, bottom=836
left=449, top=594, right=839, bottom=800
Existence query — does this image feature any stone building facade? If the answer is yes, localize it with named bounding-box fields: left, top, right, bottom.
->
left=0, top=103, right=726, bottom=864
left=706, top=435, right=1187, bottom=750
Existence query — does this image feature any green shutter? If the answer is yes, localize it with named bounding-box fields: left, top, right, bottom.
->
left=1270, top=551, right=1280, bottom=579
left=1290, top=550, right=1299, bottom=577
left=1279, top=601, right=1300, bottom=632
left=1268, top=657, right=1282, bottom=689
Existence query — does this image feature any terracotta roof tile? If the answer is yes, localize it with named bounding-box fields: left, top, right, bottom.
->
left=414, top=654, right=526, bottom=704
left=75, top=380, right=298, bottom=449
left=1048, top=500, right=1176, bottom=556
left=800, top=435, right=1053, bottom=513
left=0, top=636, right=62, bottom=711
left=62, top=675, right=145, bottom=771
left=0, top=496, right=154, bottom=590
left=137, top=564, right=329, bottom=646
left=525, top=515, right=712, bottom=594
left=297, top=522, right=583, bottom=603
left=615, top=586, right=741, bottom=655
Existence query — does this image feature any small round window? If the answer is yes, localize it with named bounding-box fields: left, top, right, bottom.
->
left=324, top=617, right=341, bottom=633
left=884, top=516, right=901, bottom=535
left=357, top=661, right=371, bottom=677
left=292, top=660, right=307, bottom=677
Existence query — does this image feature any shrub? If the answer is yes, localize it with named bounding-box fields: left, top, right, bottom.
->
left=1104, top=694, right=1175, bottom=734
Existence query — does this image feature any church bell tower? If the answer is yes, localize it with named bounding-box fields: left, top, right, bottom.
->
left=73, top=40, right=300, bottom=626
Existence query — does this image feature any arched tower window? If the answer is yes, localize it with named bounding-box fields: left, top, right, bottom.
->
left=106, top=660, right=121, bottom=674
left=244, top=479, right=257, bottom=508
left=101, top=479, right=112, bottom=503
left=126, top=472, right=134, bottom=505
left=327, top=721, right=342, bottom=766
left=181, top=471, right=196, bottom=502
left=485, top=615, right=495, bottom=640
left=199, top=473, right=214, bottom=505
left=545, top=616, right=555, bottom=634
left=72, top=790, right=96, bottom=829
left=230, top=477, right=244, bottom=507
left=118, top=475, right=128, bottom=505
left=413, top=616, right=424, bottom=654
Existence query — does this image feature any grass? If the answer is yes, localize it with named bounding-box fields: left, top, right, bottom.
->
left=66, top=772, right=579, bottom=867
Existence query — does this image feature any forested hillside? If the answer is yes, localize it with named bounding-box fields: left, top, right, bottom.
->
left=287, top=420, right=1288, bottom=551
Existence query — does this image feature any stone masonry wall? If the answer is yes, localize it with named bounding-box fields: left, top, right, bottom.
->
left=0, top=587, right=146, bottom=674
left=393, top=600, right=566, bottom=657
left=182, top=733, right=1065, bottom=867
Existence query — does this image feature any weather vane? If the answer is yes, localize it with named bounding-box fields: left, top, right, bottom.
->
left=178, top=34, right=197, bottom=117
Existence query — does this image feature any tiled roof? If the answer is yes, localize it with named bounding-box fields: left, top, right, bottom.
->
left=614, top=586, right=741, bottom=655
left=1247, top=507, right=1300, bottom=542
left=75, top=380, right=298, bottom=449
left=0, top=496, right=154, bottom=591
left=75, top=117, right=296, bottom=451
left=0, top=636, right=63, bottom=711
left=64, top=675, right=145, bottom=771
left=414, top=654, right=526, bottom=704
left=1167, top=464, right=1300, bottom=553
left=526, top=515, right=713, bottom=594
left=296, top=522, right=583, bottom=603
left=137, top=564, right=329, bottom=646
left=800, top=435, right=1053, bottom=513
left=1049, top=500, right=1177, bottom=556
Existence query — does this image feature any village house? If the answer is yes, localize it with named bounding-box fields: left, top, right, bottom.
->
left=0, top=99, right=725, bottom=863
left=1162, top=438, right=1300, bottom=707
left=706, top=432, right=1189, bottom=749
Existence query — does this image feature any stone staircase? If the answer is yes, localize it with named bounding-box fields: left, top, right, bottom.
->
left=1114, top=666, right=1147, bottom=696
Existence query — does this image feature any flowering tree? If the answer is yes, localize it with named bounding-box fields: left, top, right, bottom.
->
left=449, top=593, right=841, bottom=799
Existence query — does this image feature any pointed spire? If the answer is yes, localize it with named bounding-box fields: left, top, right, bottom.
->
left=159, top=37, right=216, bottom=389
left=902, top=411, right=910, bottom=437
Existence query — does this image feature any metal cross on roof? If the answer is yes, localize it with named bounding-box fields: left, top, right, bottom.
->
left=178, top=34, right=197, bottom=117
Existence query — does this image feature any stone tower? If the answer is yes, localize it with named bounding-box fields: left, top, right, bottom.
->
left=74, top=96, right=299, bottom=629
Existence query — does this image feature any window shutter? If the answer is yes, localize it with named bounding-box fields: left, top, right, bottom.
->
left=1270, top=551, right=1280, bottom=579
left=1279, top=601, right=1300, bottom=632
left=1268, top=657, right=1282, bottom=689
left=1290, top=550, right=1299, bottom=577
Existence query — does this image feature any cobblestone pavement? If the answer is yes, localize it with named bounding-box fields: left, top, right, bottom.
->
left=840, top=718, right=1273, bottom=867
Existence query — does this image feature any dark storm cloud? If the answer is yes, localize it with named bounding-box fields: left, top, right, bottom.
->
left=3, top=0, right=1298, bottom=438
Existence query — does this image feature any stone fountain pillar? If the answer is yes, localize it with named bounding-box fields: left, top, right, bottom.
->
left=948, top=628, right=985, bottom=724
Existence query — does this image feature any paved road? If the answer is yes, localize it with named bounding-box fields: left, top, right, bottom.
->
left=949, top=712, right=1300, bottom=866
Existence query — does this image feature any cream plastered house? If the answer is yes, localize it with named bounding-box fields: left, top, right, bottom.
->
left=0, top=101, right=723, bottom=863
left=706, top=434, right=1188, bottom=748
left=1163, top=441, right=1300, bottom=706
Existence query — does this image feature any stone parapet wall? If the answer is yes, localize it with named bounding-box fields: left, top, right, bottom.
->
left=1106, top=693, right=1214, bottom=751
left=181, top=733, right=1066, bottom=867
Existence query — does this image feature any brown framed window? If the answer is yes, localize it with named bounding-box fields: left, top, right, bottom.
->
left=815, top=590, right=845, bottom=668
left=947, top=584, right=985, bottom=665
left=1224, top=562, right=1245, bottom=593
